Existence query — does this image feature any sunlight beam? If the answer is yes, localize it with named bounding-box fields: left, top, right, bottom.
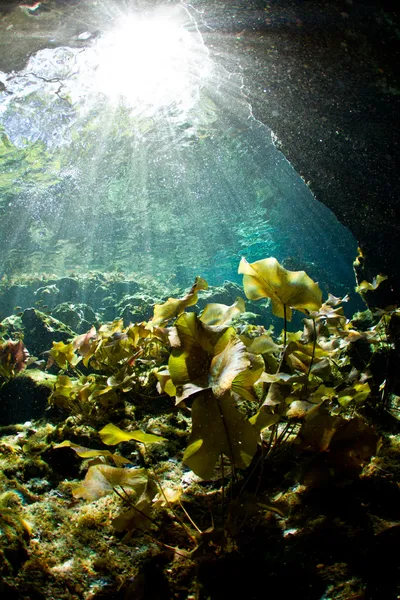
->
left=93, top=8, right=211, bottom=115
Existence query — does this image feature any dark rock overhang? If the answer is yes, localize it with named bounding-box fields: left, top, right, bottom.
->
left=1, top=0, right=399, bottom=305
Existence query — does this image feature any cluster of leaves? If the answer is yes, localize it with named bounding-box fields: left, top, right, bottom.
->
left=0, top=339, right=29, bottom=384
left=47, top=256, right=392, bottom=552
left=46, top=258, right=394, bottom=475
left=47, top=319, right=168, bottom=420
left=153, top=257, right=390, bottom=481
left=29, top=254, right=398, bottom=571
left=55, top=424, right=176, bottom=538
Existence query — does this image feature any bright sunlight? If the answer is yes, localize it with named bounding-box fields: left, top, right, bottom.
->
left=93, top=8, right=212, bottom=114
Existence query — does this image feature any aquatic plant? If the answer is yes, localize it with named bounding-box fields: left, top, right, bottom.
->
left=45, top=257, right=391, bottom=475
left=47, top=318, right=169, bottom=421
left=238, top=256, right=322, bottom=321
left=158, top=310, right=262, bottom=479
left=0, top=338, right=29, bottom=383
left=54, top=423, right=167, bottom=536
left=0, top=252, right=391, bottom=600
left=54, top=258, right=387, bottom=544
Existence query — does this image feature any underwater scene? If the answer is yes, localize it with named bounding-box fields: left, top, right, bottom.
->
left=0, top=2, right=399, bottom=599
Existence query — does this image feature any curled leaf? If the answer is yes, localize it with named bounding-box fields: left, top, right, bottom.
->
left=210, top=337, right=250, bottom=398
left=231, top=352, right=265, bottom=402
left=73, top=465, right=148, bottom=501
left=200, top=297, right=246, bottom=326
left=356, top=274, right=388, bottom=294
left=53, top=440, right=113, bottom=459
left=155, top=369, right=176, bottom=397
left=73, top=326, right=98, bottom=366
left=238, top=257, right=322, bottom=321
left=0, top=339, right=29, bottom=378
left=151, top=277, right=208, bottom=327
left=240, top=333, right=280, bottom=356
left=49, top=341, right=80, bottom=370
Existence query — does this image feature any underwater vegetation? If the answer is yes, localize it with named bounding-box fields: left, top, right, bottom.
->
left=0, top=255, right=399, bottom=599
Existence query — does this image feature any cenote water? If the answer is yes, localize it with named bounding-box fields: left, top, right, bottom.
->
left=0, top=2, right=358, bottom=312
left=1, top=4, right=398, bottom=599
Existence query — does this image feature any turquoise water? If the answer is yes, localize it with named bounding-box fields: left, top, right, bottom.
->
left=0, top=4, right=357, bottom=302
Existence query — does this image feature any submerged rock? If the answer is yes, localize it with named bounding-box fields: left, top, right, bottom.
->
left=21, top=308, right=75, bottom=356
left=0, top=370, right=54, bottom=425
left=117, top=293, right=157, bottom=326
left=52, top=303, right=99, bottom=334
left=0, top=314, right=24, bottom=340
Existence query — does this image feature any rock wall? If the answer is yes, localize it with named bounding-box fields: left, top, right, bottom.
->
left=1, top=0, right=399, bottom=305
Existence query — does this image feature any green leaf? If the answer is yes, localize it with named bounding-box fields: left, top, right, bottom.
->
left=151, top=277, right=208, bottom=327
left=155, top=369, right=177, bottom=397
left=210, top=337, right=250, bottom=398
left=49, top=341, right=80, bottom=370
left=200, top=297, right=246, bottom=326
left=338, top=382, right=371, bottom=408
left=231, top=352, right=265, bottom=402
left=356, top=274, right=387, bottom=294
left=73, top=465, right=148, bottom=501
left=309, top=384, right=337, bottom=403
left=238, top=256, right=322, bottom=320
left=99, top=423, right=166, bottom=446
left=240, top=333, right=281, bottom=355
left=168, top=312, right=230, bottom=393
left=258, top=372, right=307, bottom=385
left=183, top=390, right=258, bottom=479
left=250, top=409, right=280, bottom=434
left=168, top=312, right=258, bottom=404
left=53, top=440, right=113, bottom=459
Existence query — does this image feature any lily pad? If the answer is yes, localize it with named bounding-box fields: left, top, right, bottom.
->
left=183, top=390, right=258, bottom=479
left=238, top=256, right=322, bottom=321
left=73, top=464, right=148, bottom=501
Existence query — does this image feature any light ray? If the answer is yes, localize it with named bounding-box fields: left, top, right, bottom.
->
left=92, top=6, right=212, bottom=115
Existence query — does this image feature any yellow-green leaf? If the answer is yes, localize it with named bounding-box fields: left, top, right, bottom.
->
left=53, top=440, right=113, bottom=459
left=200, top=297, right=246, bottom=326
left=250, top=409, right=280, bottom=434
left=73, top=465, right=148, bottom=501
left=238, top=257, right=322, bottom=321
left=210, top=337, right=250, bottom=398
left=240, top=333, right=280, bottom=355
left=231, top=352, right=265, bottom=402
left=168, top=312, right=229, bottom=393
left=183, top=390, right=258, bottom=479
left=338, top=382, right=371, bottom=408
left=151, top=277, right=208, bottom=327
left=99, top=423, right=166, bottom=446
left=356, top=274, right=388, bottom=294
left=49, top=341, right=80, bottom=370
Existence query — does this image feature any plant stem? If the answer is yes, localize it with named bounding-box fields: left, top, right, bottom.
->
left=137, top=443, right=196, bottom=543
left=220, top=453, right=225, bottom=524
left=220, top=453, right=226, bottom=551
left=303, top=316, right=317, bottom=398
left=216, top=394, right=237, bottom=482
left=113, top=486, right=156, bottom=525
left=283, top=303, right=287, bottom=350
